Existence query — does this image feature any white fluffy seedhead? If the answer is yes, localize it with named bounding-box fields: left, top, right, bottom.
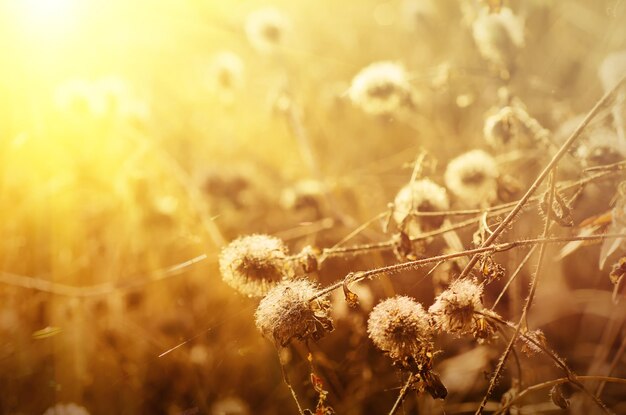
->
left=348, top=61, right=415, bottom=115
left=367, top=296, right=433, bottom=363
left=245, top=7, right=290, bottom=54
left=472, top=7, right=524, bottom=70
left=393, top=179, right=450, bottom=236
left=444, top=150, right=499, bottom=208
left=208, top=51, right=245, bottom=101
left=219, top=234, right=292, bottom=297
left=254, top=279, right=333, bottom=347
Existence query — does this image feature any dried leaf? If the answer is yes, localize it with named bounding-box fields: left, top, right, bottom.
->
left=342, top=280, right=360, bottom=308
left=549, top=384, right=570, bottom=409
left=392, top=231, right=414, bottom=261
left=423, top=371, right=448, bottom=400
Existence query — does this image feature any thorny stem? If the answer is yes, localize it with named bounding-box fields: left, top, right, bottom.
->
left=457, top=74, right=626, bottom=281
left=490, top=245, right=537, bottom=310
left=389, top=373, right=415, bottom=415
left=494, top=376, right=626, bottom=415
left=310, top=233, right=626, bottom=300
left=279, top=357, right=305, bottom=415
left=319, top=169, right=618, bottom=260
left=475, top=170, right=557, bottom=415
left=482, top=312, right=613, bottom=415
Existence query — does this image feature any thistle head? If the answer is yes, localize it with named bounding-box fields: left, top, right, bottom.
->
left=254, top=279, right=333, bottom=347
left=393, top=178, right=450, bottom=236
left=444, top=150, right=499, bottom=208
left=348, top=61, right=415, bottom=116
left=367, top=296, right=433, bottom=365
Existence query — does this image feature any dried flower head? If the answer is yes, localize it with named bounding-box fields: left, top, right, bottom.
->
left=444, top=150, right=499, bottom=208
left=245, top=7, right=290, bottom=54
left=483, top=106, right=521, bottom=147
left=219, top=234, right=293, bottom=297
left=43, top=403, right=90, bottom=415
left=429, top=278, right=495, bottom=339
left=472, top=7, right=524, bottom=71
left=348, top=61, right=415, bottom=115
left=367, top=296, right=433, bottom=364
left=208, top=51, right=245, bottom=102
left=254, top=279, right=333, bottom=346
left=575, top=127, right=625, bottom=167
left=393, top=179, right=450, bottom=236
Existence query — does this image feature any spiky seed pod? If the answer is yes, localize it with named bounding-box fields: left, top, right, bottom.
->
left=393, top=179, right=450, bottom=236
left=219, top=234, right=293, bottom=297
left=244, top=7, right=290, bottom=54
left=367, top=296, right=433, bottom=365
left=429, top=278, right=495, bottom=340
left=254, top=279, right=333, bottom=347
left=472, top=7, right=524, bottom=72
left=43, top=403, right=90, bottom=415
left=348, top=61, right=415, bottom=115
left=444, top=149, right=499, bottom=208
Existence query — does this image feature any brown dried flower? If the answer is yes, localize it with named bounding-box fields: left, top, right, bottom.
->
left=429, top=278, right=496, bottom=340
left=367, top=296, right=433, bottom=366
left=254, top=279, right=333, bottom=347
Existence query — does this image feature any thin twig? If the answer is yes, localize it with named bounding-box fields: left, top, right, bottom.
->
left=389, top=373, right=414, bottom=415
left=311, top=233, right=626, bottom=300
left=495, top=376, right=626, bottom=415
left=457, top=74, right=626, bottom=281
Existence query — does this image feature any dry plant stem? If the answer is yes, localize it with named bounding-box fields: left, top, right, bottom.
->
left=494, top=376, right=626, bottom=415
left=284, top=99, right=321, bottom=180
left=491, top=245, right=537, bottom=310
left=495, top=326, right=524, bottom=388
left=279, top=358, right=305, bottom=415
left=311, top=233, right=626, bottom=300
left=596, top=333, right=626, bottom=397
left=318, top=212, right=387, bottom=265
left=320, top=169, right=618, bottom=260
left=483, top=312, right=613, bottom=415
left=458, top=74, right=626, bottom=281
left=474, top=170, right=557, bottom=415
left=0, top=254, right=207, bottom=297
left=389, top=373, right=414, bottom=415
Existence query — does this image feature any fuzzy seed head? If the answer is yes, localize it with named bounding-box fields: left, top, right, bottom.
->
left=43, top=403, right=90, bottom=415
left=472, top=7, right=524, bottom=69
left=348, top=61, right=414, bottom=115
left=575, top=127, right=626, bottom=167
left=393, top=179, right=450, bottom=236
left=484, top=106, right=518, bottom=147
left=444, top=150, right=499, bottom=208
left=367, top=296, right=432, bottom=362
left=208, top=51, right=245, bottom=100
left=245, top=7, right=290, bottom=54
left=429, top=279, right=484, bottom=336
left=219, top=234, right=292, bottom=297
left=254, top=279, right=333, bottom=346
